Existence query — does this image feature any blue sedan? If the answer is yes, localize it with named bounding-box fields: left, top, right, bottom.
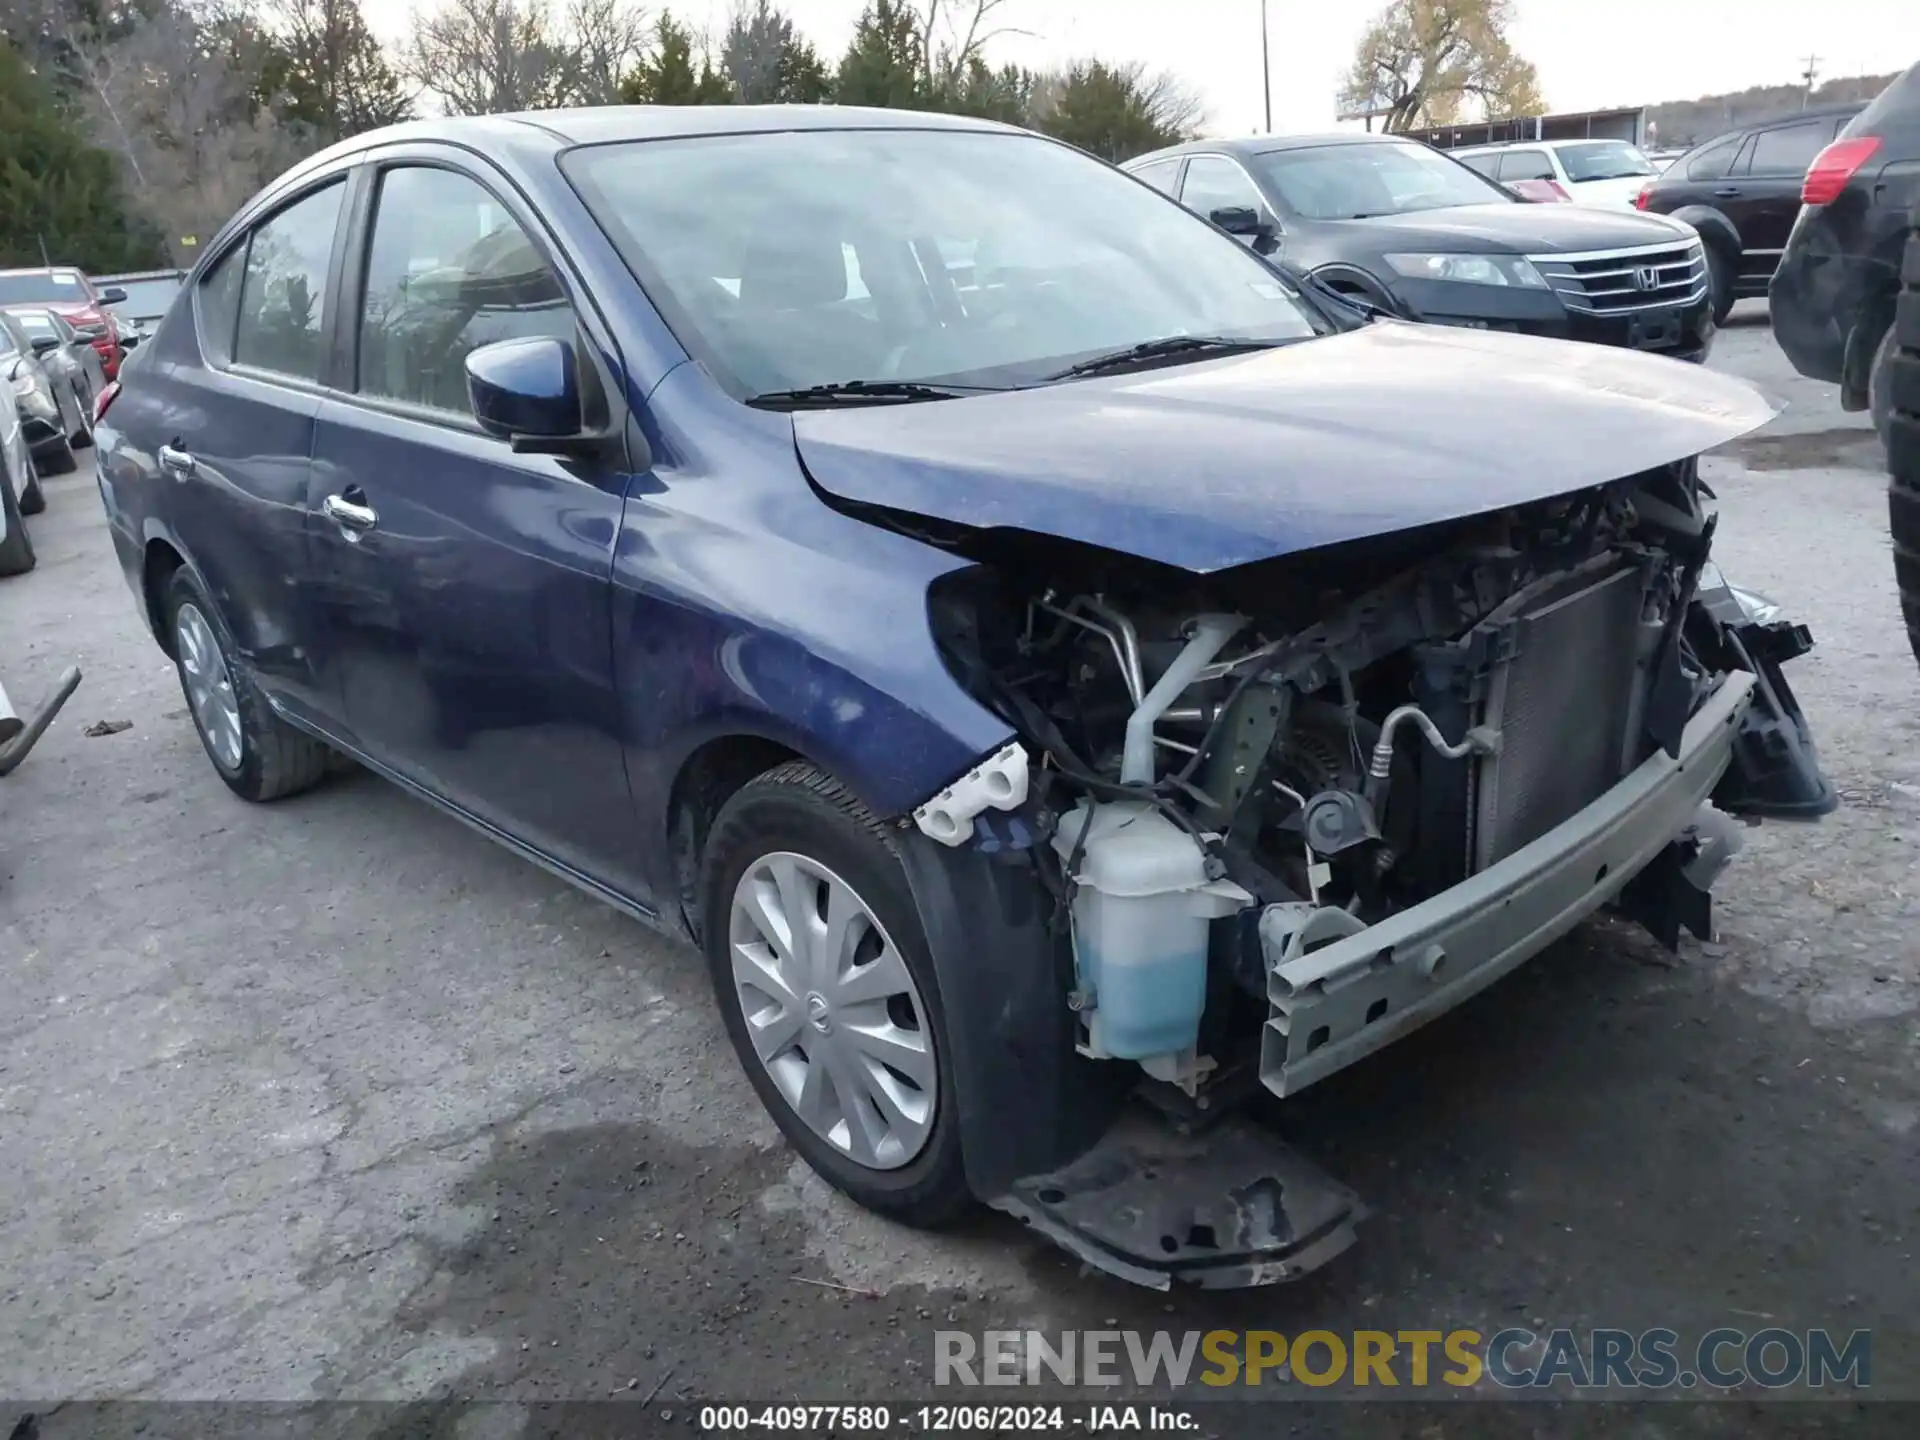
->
left=95, top=105, right=1832, bottom=1288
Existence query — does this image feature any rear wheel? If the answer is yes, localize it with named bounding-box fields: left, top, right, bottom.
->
left=69, top=382, right=94, bottom=449
left=163, top=568, right=334, bottom=801
left=699, top=760, right=970, bottom=1227
left=1891, top=225, right=1920, bottom=669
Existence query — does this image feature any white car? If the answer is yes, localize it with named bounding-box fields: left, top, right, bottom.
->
left=1454, top=139, right=1661, bottom=209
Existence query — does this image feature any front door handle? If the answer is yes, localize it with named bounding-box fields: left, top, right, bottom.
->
left=157, top=443, right=195, bottom=478
left=1712, top=187, right=1741, bottom=198
left=322, top=492, right=378, bottom=532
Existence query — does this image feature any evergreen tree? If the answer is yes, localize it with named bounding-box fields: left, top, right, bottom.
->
left=0, top=41, right=164, bottom=271
left=833, top=0, right=924, bottom=110
left=1035, top=61, right=1198, bottom=162
left=619, top=11, right=732, bottom=104
left=266, top=0, right=411, bottom=145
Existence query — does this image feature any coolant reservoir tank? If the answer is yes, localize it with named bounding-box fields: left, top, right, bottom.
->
left=1052, top=800, right=1252, bottom=1061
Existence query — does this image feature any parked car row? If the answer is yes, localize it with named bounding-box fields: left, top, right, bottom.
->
left=90, top=105, right=1833, bottom=1287
left=0, top=267, right=128, bottom=380
left=96, top=268, right=187, bottom=351
left=1125, top=132, right=1717, bottom=362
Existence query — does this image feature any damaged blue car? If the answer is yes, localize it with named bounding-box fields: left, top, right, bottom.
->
left=93, top=106, right=1834, bottom=1289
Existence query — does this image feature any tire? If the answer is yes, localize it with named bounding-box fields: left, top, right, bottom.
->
left=162, top=567, right=333, bottom=802
left=69, top=383, right=94, bottom=449
left=1871, top=322, right=1895, bottom=453
left=0, top=458, right=34, bottom=577
left=18, top=468, right=44, bottom=516
left=1892, top=221, right=1920, bottom=670
left=1706, top=244, right=1736, bottom=326
left=34, top=431, right=77, bottom=476
left=699, top=760, right=971, bottom=1227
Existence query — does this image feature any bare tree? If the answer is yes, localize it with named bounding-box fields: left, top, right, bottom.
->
left=914, top=0, right=1024, bottom=98
left=22, top=0, right=306, bottom=260
left=404, top=0, right=571, bottom=114
left=559, top=0, right=650, bottom=105
left=404, top=0, right=649, bottom=112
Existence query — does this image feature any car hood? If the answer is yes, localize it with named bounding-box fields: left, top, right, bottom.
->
left=1326, top=202, right=1693, bottom=254
left=793, top=321, right=1775, bottom=574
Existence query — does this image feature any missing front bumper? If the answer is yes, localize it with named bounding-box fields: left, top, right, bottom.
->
left=1260, top=669, right=1756, bottom=1098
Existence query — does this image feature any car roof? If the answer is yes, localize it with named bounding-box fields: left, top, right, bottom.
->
left=1125, top=132, right=1421, bottom=167
left=279, top=104, right=1012, bottom=176
left=1454, top=137, right=1646, bottom=154
left=241, top=104, right=1028, bottom=233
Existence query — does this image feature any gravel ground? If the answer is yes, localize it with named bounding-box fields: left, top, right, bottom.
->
left=2, top=304, right=1917, bottom=1434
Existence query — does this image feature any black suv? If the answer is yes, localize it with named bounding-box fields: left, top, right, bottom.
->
left=1637, top=103, right=1867, bottom=323
left=1766, top=62, right=1920, bottom=666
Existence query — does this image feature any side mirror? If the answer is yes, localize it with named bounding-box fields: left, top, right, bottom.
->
left=1210, top=205, right=1264, bottom=236
left=30, top=335, right=57, bottom=354
left=1210, top=205, right=1282, bottom=257
left=98, top=287, right=127, bottom=305
left=466, top=337, right=590, bottom=455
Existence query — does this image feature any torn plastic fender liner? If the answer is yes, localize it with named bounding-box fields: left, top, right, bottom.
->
left=897, top=774, right=1365, bottom=1291
left=992, top=1112, right=1364, bottom=1290
left=892, top=826, right=1134, bottom=1200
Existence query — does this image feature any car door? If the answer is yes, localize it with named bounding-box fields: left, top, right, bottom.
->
left=305, top=153, right=643, bottom=896
left=1725, top=117, right=1841, bottom=262
left=129, top=177, right=352, bottom=723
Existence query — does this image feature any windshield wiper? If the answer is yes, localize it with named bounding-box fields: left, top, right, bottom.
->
left=1042, top=335, right=1278, bottom=382
left=745, top=379, right=983, bottom=410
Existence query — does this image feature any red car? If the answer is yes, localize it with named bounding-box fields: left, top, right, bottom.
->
left=0, top=267, right=126, bottom=380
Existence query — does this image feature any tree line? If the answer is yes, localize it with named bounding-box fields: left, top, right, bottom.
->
left=2, top=0, right=1205, bottom=274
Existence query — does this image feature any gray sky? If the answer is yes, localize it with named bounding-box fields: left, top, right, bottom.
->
left=363, top=0, right=1920, bottom=135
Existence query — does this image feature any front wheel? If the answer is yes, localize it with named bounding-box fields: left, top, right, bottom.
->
left=33, top=431, right=76, bottom=476
left=1706, top=244, right=1735, bottom=326
left=699, top=760, right=971, bottom=1227
left=0, top=457, right=35, bottom=577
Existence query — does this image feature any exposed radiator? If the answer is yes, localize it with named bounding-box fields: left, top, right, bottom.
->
left=1469, top=561, right=1649, bottom=870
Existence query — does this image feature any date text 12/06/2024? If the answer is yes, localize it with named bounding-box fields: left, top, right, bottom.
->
left=697, top=1407, right=1190, bottom=1432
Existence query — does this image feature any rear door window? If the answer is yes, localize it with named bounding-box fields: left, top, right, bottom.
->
left=1745, top=120, right=1831, bottom=176
left=1683, top=134, right=1741, bottom=181
left=1129, top=158, right=1182, bottom=195
left=1457, top=153, right=1501, bottom=179
left=1497, top=149, right=1555, bottom=182
left=233, top=181, right=346, bottom=382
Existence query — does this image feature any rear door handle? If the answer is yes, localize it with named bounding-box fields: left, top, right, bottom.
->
left=1712, top=187, right=1742, bottom=198
left=322, top=492, right=379, bottom=533
left=157, top=443, right=195, bottom=477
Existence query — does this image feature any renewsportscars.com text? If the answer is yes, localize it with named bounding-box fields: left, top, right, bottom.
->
left=934, top=1328, right=1871, bottom=1391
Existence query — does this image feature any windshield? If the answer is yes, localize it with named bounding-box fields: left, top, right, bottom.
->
left=1246, top=142, right=1511, bottom=219
left=563, top=128, right=1323, bottom=399
left=108, top=277, right=183, bottom=319
left=1554, top=141, right=1656, bottom=182
left=8, top=310, right=57, bottom=340
left=0, top=271, right=85, bottom=305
